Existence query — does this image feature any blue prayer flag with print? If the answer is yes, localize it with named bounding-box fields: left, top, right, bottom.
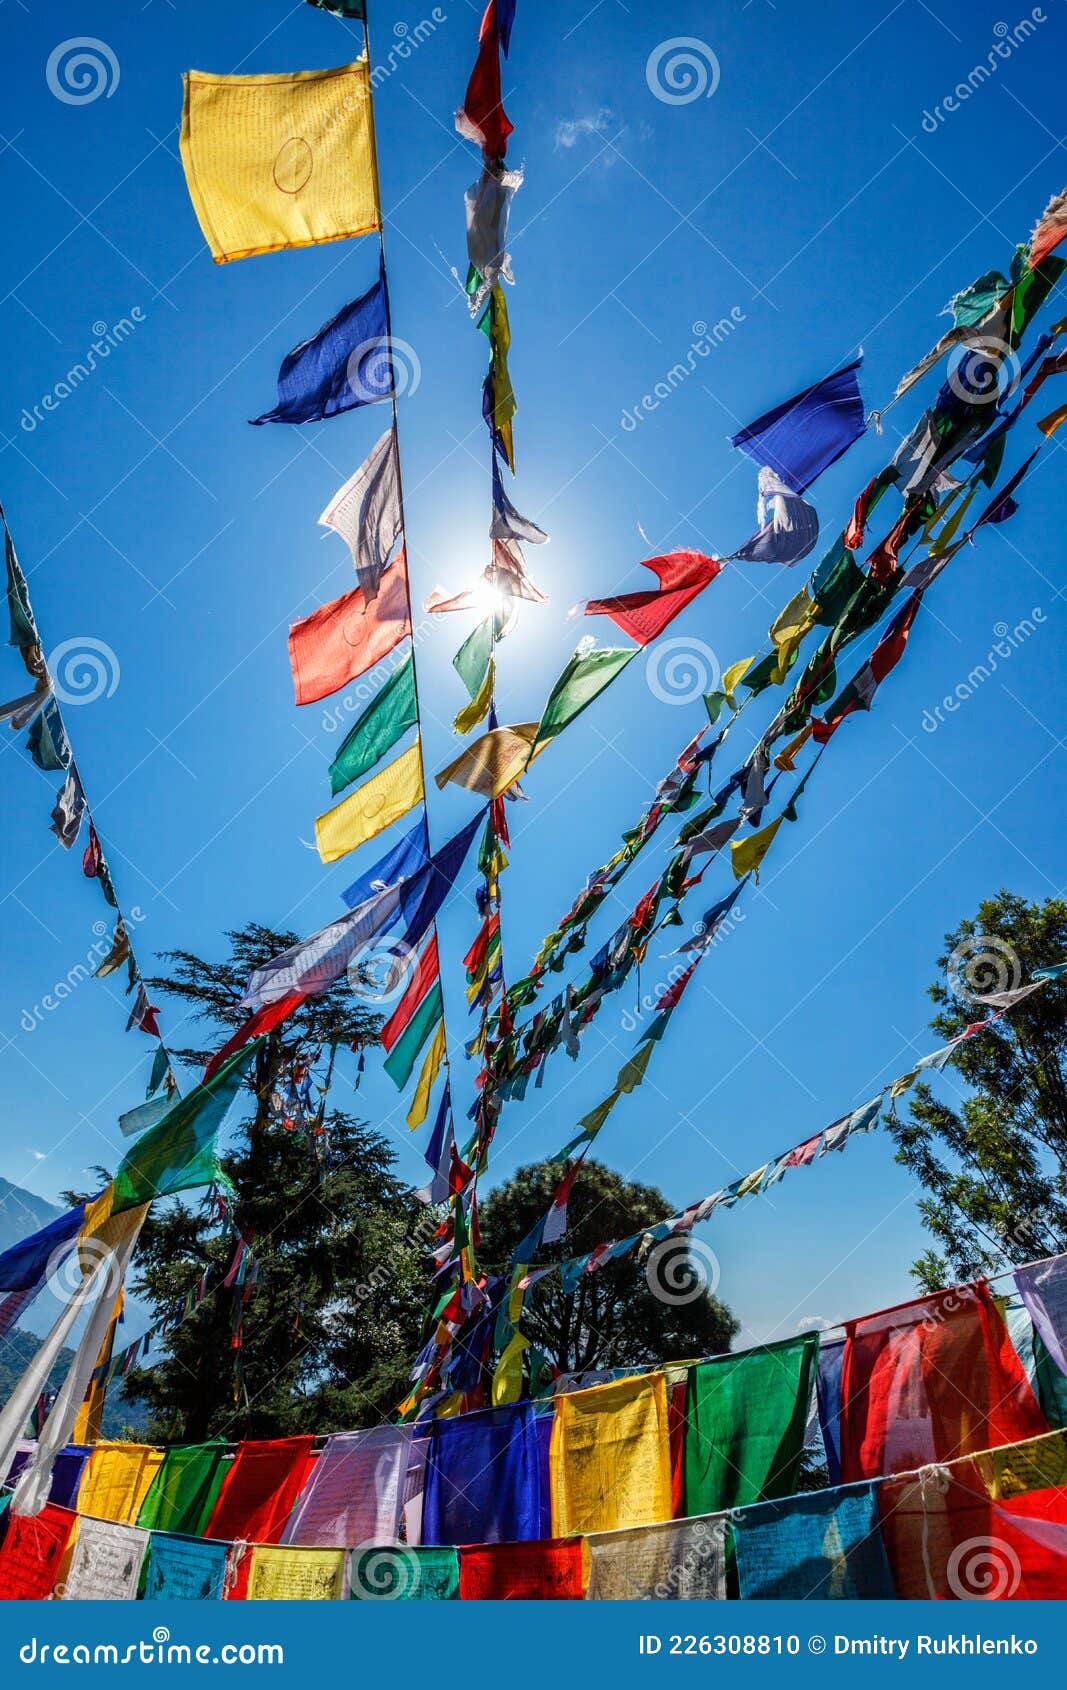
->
left=733, top=1480, right=896, bottom=1599
left=422, top=1402, right=547, bottom=1545
left=339, top=816, right=430, bottom=911
left=251, top=261, right=393, bottom=425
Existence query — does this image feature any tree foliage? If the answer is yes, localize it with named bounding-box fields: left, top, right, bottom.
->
left=886, top=891, right=1067, bottom=1291
left=92, top=925, right=435, bottom=1439
left=478, top=1160, right=738, bottom=1374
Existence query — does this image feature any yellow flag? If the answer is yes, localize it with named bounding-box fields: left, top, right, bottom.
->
left=435, top=722, right=540, bottom=799
left=1039, top=400, right=1067, bottom=437
left=769, top=590, right=814, bottom=683
left=731, top=816, right=782, bottom=882
left=77, top=1444, right=164, bottom=1524
left=492, top=1329, right=529, bottom=1407
left=773, top=723, right=813, bottom=772
left=246, top=1546, right=346, bottom=1601
left=736, top=1163, right=769, bottom=1199
left=179, top=62, right=381, bottom=264
left=315, top=739, right=423, bottom=863
left=406, top=1019, right=446, bottom=1130
left=722, top=655, right=753, bottom=706
left=453, top=659, right=496, bottom=735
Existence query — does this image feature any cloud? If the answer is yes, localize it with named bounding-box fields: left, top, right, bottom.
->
left=27, top=1151, right=46, bottom=1161
left=554, top=107, right=616, bottom=151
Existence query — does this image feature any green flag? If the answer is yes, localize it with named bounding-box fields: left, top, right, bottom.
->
left=453, top=618, right=494, bottom=701
left=306, top=0, right=365, bottom=16
left=682, top=1334, right=818, bottom=1515
left=384, top=983, right=443, bottom=1090
left=329, top=652, right=417, bottom=795
left=111, top=1040, right=260, bottom=1213
left=532, top=645, right=636, bottom=756
left=137, top=1442, right=228, bottom=1537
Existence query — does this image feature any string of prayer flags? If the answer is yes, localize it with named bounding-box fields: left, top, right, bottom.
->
left=179, top=62, right=380, bottom=264
left=812, top=591, right=922, bottom=741
left=455, top=0, right=513, bottom=160
left=315, top=738, right=424, bottom=863
left=327, top=650, right=417, bottom=793
left=318, top=426, right=402, bottom=599
left=730, top=357, right=866, bottom=492
left=583, top=551, right=723, bottom=645
left=288, top=548, right=411, bottom=706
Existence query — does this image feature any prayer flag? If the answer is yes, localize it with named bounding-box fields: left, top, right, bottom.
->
left=327, top=650, right=416, bottom=793
left=730, top=816, right=782, bottom=882
left=76, top=1445, right=165, bottom=1524
left=107, top=1041, right=259, bottom=1214
left=307, top=0, right=365, bottom=16
left=315, top=739, right=424, bottom=863
left=205, top=1436, right=317, bottom=1545
left=584, top=551, right=723, bottom=645
left=141, top=1535, right=229, bottom=1601
left=137, top=1443, right=229, bottom=1537
left=532, top=645, right=636, bottom=756
left=50, top=763, right=85, bottom=850
left=283, top=1427, right=416, bottom=1549
left=384, top=984, right=443, bottom=1089
left=1030, top=185, right=1067, bottom=269
left=407, top=1019, right=446, bottom=1130
left=456, top=1, right=513, bottom=160
left=241, top=881, right=405, bottom=1010
left=180, top=62, right=380, bottom=263
left=340, top=814, right=428, bottom=911
left=423, top=1402, right=547, bottom=1545
left=732, top=470, right=819, bottom=567
left=203, top=991, right=305, bottom=1081
left=465, top=163, right=523, bottom=314
left=318, top=426, right=402, bottom=599
left=60, top=1517, right=149, bottom=1600
left=491, top=453, right=547, bottom=543
left=0, top=1504, right=76, bottom=1599
left=435, top=722, right=539, bottom=798
left=730, top=357, right=866, bottom=492
left=586, top=1515, right=727, bottom=1601
left=551, top=1374, right=672, bottom=1535
left=734, top=1483, right=895, bottom=1599
left=683, top=1337, right=817, bottom=1515
left=382, top=935, right=439, bottom=1053
left=395, top=811, right=486, bottom=950
left=288, top=548, right=410, bottom=706
left=246, top=1545, right=346, bottom=1600
left=351, top=1544, right=458, bottom=1601
left=252, top=265, right=394, bottom=425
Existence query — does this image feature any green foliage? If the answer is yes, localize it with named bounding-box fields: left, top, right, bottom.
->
left=98, top=924, right=435, bottom=1440
left=478, top=1160, right=738, bottom=1375
left=886, top=890, right=1067, bottom=1291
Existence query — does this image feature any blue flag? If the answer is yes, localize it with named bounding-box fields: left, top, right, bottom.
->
left=730, top=357, right=866, bottom=492
left=398, top=811, right=485, bottom=952
left=339, top=815, right=430, bottom=911
left=251, top=261, right=393, bottom=426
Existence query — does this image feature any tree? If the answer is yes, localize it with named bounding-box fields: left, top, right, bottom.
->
left=886, top=890, right=1067, bottom=1292
left=478, top=1160, right=738, bottom=1375
left=93, top=924, right=435, bottom=1439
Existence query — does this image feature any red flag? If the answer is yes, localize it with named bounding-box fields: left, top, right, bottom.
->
left=82, top=820, right=102, bottom=879
left=655, top=959, right=700, bottom=1012
left=288, top=548, right=410, bottom=707
left=455, top=2, right=513, bottom=160
left=844, top=473, right=882, bottom=550
left=203, top=991, right=305, bottom=1082
left=584, top=550, right=723, bottom=645
left=1029, top=185, right=1067, bottom=270
left=381, top=934, right=440, bottom=1053
left=812, top=593, right=921, bottom=742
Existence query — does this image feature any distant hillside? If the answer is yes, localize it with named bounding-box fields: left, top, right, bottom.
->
left=0, top=1176, right=64, bottom=1256
left=0, top=1327, right=148, bottom=1439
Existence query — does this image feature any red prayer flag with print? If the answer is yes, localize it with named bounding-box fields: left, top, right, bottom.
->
left=458, top=1537, right=586, bottom=1599
left=584, top=551, right=724, bottom=645
left=204, top=991, right=305, bottom=1082
left=381, top=935, right=440, bottom=1053
left=838, top=1280, right=1047, bottom=1485
left=288, top=549, right=411, bottom=707
left=879, top=1466, right=1067, bottom=1600
left=455, top=2, right=513, bottom=160
left=0, top=1503, right=76, bottom=1599
left=204, top=1436, right=316, bottom=1545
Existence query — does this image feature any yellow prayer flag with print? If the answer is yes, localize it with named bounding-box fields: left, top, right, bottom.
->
left=406, top=1019, right=446, bottom=1130
left=550, top=1373, right=672, bottom=1535
left=246, top=1545, right=346, bottom=1600
left=315, top=739, right=423, bottom=864
left=179, top=63, right=381, bottom=264
left=435, top=723, right=540, bottom=799
left=491, top=1329, right=529, bottom=1407
left=76, top=1444, right=165, bottom=1525
left=731, top=816, right=782, bottom=882
left=453, top=659, right=496, bottom=736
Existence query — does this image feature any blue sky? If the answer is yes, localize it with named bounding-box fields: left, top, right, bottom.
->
left=1, top=0, right=1066, bottom=1350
